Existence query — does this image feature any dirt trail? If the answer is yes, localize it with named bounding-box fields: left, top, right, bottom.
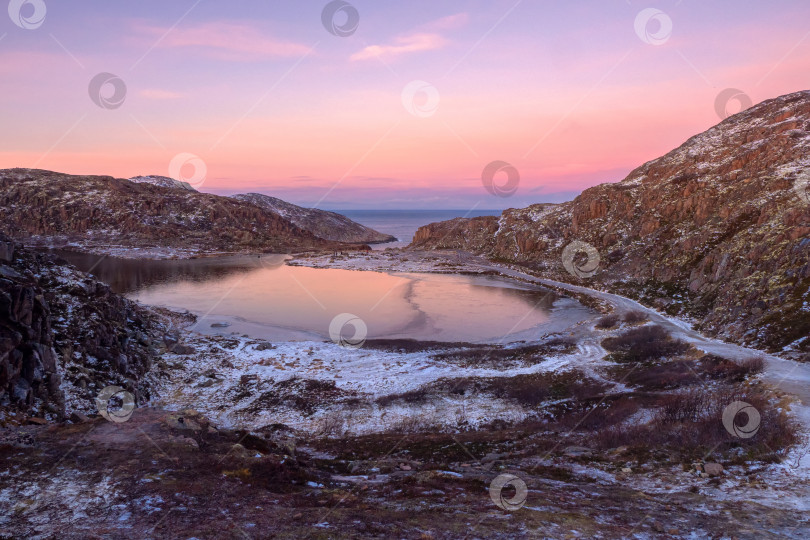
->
left=486, top=261, right=810, bottom=441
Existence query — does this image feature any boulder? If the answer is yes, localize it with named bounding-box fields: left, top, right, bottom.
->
left=703, top=463, right=724, bottom=477
left=170, top=343, right=196, bottom=355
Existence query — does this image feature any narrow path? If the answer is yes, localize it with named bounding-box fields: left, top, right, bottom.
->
left=480, top=261, right=810, bottom=433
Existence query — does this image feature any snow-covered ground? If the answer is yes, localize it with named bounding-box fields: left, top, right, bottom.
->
left=284, top=250, right=810, bottom=482
left=154, top=334, right=598, bottom=435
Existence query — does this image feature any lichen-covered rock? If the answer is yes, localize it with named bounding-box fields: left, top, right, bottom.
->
left=411, top=90, right=810, bottom=356
left=0, top=234, right=163, bottom=419
left=232, top=193, right=395, bottom=244
left=0, top=169, right=368, bottom=257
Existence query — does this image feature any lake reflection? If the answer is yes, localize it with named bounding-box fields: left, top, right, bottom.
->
left=55, top=251, right=568, bottom=343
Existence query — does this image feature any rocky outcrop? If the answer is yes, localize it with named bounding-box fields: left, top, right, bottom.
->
left=0, top=233, right=162, bottom=419
left=129, top=175, right=197, bottom=192
left=411, top=90, right=810, bottom=355
left=232, top=193, right=396, bottom=244
left=0, top=169, right=368, bottom=257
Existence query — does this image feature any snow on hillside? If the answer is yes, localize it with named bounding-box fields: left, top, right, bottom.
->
left=129, top=176, right=197, bottom=192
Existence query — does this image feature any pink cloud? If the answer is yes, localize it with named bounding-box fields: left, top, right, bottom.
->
left=138, top=22, right=311, bottom=61
left=350, top=33, right=447, bottom=61
left=139, top=89, right=185, bottom=100
left=424, top=13, right=470, bottom=31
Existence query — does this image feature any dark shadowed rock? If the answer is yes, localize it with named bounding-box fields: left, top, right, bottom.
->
left=0, top=233, right=162, bottom=419
left=170, top=343, right=196, bottom=355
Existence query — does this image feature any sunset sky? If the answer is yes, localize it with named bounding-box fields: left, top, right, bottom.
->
left=2, top=0, right=809, bottom=209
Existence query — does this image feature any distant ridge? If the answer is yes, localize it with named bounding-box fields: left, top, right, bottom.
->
left=129, top=175, right=197, bottom=192
left=232, top=192, right=395, bottom=244
left=0, top=168, right=372, bottom=257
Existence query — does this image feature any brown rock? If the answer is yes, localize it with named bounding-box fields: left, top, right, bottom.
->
left=170, top=343, right=195, bottom=355
left=70, top=412, right=90, bottom=423
left=703, top=463, right=724, bottom=476
left=409, top=90, right=810, bottom=352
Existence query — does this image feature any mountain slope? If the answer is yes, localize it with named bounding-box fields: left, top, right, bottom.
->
left=231, top=193, right=395, bottom=244
left=411, top=90, right=810, bottom=355
left=129, top=175, right=197, bottom=192
left=0, top=169, right=362, bottom=257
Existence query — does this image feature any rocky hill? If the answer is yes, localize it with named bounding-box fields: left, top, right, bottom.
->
left=129, top=175, right=197, bottom=192
left=0, top=233, right=165, bottom=420
left=411, top=90, right=810, bottom=356
left=232, top=193, right=395, bottom=244
left=0, top=169, right=367, bottom=257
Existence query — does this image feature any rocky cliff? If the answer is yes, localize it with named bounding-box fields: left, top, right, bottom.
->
left=129, top=175, right=198, bottom=192
left=411, top=90, right=810, bottom=356
left=0, top=233, right=163, bottom=420
left=0, top=169, right=366, bottom=257
left=231, top=193, right=395, bottom=244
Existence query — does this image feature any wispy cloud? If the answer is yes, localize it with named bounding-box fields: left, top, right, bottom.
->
left=349, top=13, right=468, bottom=62
left=137, top=22, right=311, bottom=61
left=139, top=89, right=185, bottom=100
left=425, top=12, right=470, bottom=31
left=350, top=33, right=447, bottom=61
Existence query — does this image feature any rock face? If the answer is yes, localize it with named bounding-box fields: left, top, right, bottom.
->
left=129, top=175, right=197, bottom=192
left=0, top=169, right=366, bottom=257
left=411, top=90, right=810, bottom=354
left=231, top=193, right=396, bottom=244
left=0, top=233, right=161, bottom=418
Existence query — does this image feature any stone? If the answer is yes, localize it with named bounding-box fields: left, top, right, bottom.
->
left=228, top=443, right=252, bottom=458
left=563, top=446, right=593, bottom=457
left=703, top=463, right=724, bottom=477
left=165, top=411, right=205, bottom=433
left=0, top=266, right=23, bottom=280
left=240, top=374, right=258, bottom=385
left=482, top=452, right=506, bottom=463
left=170, top=343, right=195, bottom=355
left=0, top=240, right=13, bottom=262
left=70, top=411, right=90, bottom=423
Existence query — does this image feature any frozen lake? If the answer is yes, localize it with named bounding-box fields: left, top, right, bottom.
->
left=54, top=251, right=590, bottom=343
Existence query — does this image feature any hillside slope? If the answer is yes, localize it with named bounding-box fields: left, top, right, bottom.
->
left=0, top=169, right=361, bottom=257
left=231, top=193, right=395, bottom=244
left=411, top=90, right=810, bottom=355
left=129, top=175, right=197, bottom=192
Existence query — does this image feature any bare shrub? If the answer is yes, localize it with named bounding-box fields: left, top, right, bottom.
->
left=740, top=356, right=765, bottom=374
left=602, top=325, right=689, bottom=362
left=376, top=388, right=433, bottom=407
left=483, top=371, right=609, bottom=407
left=314, top=410, right=348, bottom=439
left=622, top=360, right=701, bottom=390
left=623, top=310, right=649, bottom=324
left=595, top=314, right=620, bottom=329
left=592, top=384, right=800, bottom=461
left=387, top=415, right=432, bottom=434
left=699, top=354, right=765, bottom=381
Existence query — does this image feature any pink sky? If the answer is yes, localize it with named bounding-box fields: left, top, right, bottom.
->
left=1, top=1, right=809, bottom=208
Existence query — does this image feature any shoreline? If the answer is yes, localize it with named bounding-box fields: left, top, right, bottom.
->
left=3, top=242, right=810, bottom=538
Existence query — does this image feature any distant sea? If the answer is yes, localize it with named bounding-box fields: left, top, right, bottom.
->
left=336, top=209, right=501, bottom=250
